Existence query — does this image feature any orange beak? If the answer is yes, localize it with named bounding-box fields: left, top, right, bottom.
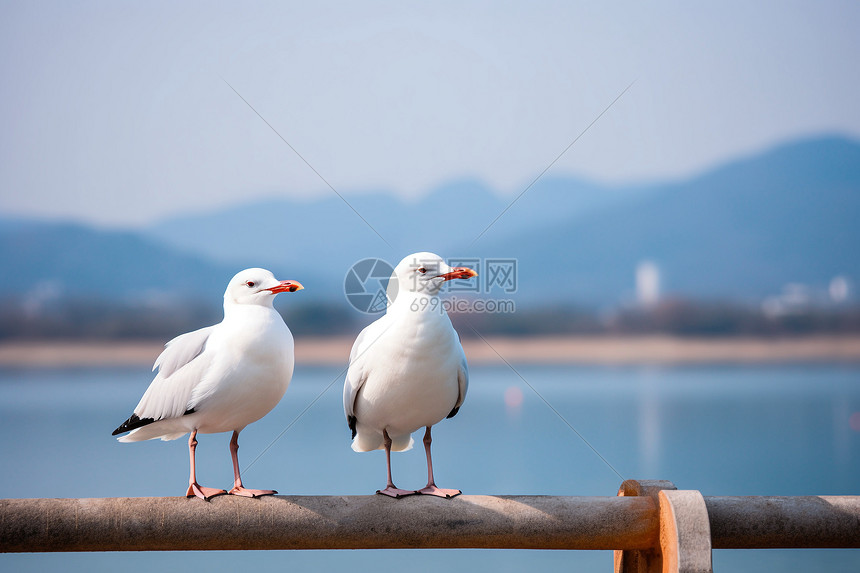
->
left=436, top=267, right=478, bottom=281
left=265, top=280, right=305, bottom=294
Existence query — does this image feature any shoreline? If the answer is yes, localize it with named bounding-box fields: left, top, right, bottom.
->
left=1, top=336, right=860, bottom=368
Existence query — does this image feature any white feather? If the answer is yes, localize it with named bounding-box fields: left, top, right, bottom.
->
left=344, top=252, right=469, bottom=453
left=116, top=268, right=297, bottom=443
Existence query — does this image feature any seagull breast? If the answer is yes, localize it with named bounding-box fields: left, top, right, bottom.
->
left=354, top=311, right=462, bottom=436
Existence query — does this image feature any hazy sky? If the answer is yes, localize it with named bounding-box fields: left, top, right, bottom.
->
left=1, top=1, right=859, bottom=226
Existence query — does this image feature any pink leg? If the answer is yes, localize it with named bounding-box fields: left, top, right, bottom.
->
left=417, top=426, right=461, bottom=498
left=228, top=430, right=277, bottom=497
left=377, top=429, right=417, bottom=498
left=186, top=430, right=227, bottom=500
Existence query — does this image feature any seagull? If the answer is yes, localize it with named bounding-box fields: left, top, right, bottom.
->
left=112, top=268, right=303, bottom=500
left=343, top=252, right=476, bottom=498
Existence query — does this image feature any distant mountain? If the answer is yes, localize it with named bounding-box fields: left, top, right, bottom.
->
left=0, top=220, right=234, bottom=305
left=145, top=181, right=498, bottom=272
left=2, top=135, right=858, bottom=311
left=485, top=135, right=860, bottom=305
left=143, top=176, right=638, bottom=301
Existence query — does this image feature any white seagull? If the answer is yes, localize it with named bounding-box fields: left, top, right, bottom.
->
left=343, top=252, right=476, bottom=498
left=112, top=268, right=303, bottom=500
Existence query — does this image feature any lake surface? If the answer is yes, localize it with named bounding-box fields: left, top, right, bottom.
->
left=0, top=363, right=858, bottom=572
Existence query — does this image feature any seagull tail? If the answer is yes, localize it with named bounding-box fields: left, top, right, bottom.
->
left=350, top=430, right=381, bottom=452
left=391, top=434, right=414, bottom=452
left=350, top=430, right=414, bottom=452
left=116, top=423, right=188, bottom=443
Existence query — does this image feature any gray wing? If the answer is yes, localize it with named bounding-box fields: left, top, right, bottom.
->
left=343, top=316, right=388, bottom=436
left=132, top=325, right=214, bottom=421
left=447, top=343, right=469, bottom=419
left=153, top=325, right=213, bottom=378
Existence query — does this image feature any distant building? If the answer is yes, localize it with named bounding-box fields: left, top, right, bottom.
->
left=829, top=276, right=850, bottom=303
left=762, top=278, right=852, bottom=317
left=636, top=260, right=660, bottom=307
left=762, top=283, right=813, bottom=317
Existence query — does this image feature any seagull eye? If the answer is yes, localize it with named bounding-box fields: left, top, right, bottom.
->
left=245, top=281, right=256, bottom=288
left=417, top=267, right=427, bottom=274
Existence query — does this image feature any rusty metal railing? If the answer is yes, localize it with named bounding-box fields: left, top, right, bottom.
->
left=1, top=480, right=858, bottom=573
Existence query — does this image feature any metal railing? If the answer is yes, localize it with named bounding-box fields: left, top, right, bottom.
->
left=1, top=480, right=858, bottom=573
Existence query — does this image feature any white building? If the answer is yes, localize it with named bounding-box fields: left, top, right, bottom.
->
left=636, top=260, right=660, bottom=307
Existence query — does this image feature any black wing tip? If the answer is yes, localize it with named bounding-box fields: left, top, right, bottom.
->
left=347, top=415, right=357, bottom=439
left=112, top=413, right=155, bottom=436
left=446, top=406, right=460, bottom=419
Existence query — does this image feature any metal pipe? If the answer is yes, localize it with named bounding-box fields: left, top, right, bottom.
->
left=3, top=495, right=858, bottom=554
left=0, top=495, right=658, bottom=553
left=706, top=496, right=860, bottom=549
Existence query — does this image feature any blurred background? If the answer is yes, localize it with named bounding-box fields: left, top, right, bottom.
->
left=1, top=2, right=859, bottom=572
left=1, top=1, right=859, bottom=337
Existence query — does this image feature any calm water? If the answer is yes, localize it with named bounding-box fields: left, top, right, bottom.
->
left=0, top=363, right=858, bottom=572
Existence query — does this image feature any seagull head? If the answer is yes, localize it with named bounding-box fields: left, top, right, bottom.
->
left=225, top=268, right=304, bottom=307
left=391, top=252, right=478, bottom=297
